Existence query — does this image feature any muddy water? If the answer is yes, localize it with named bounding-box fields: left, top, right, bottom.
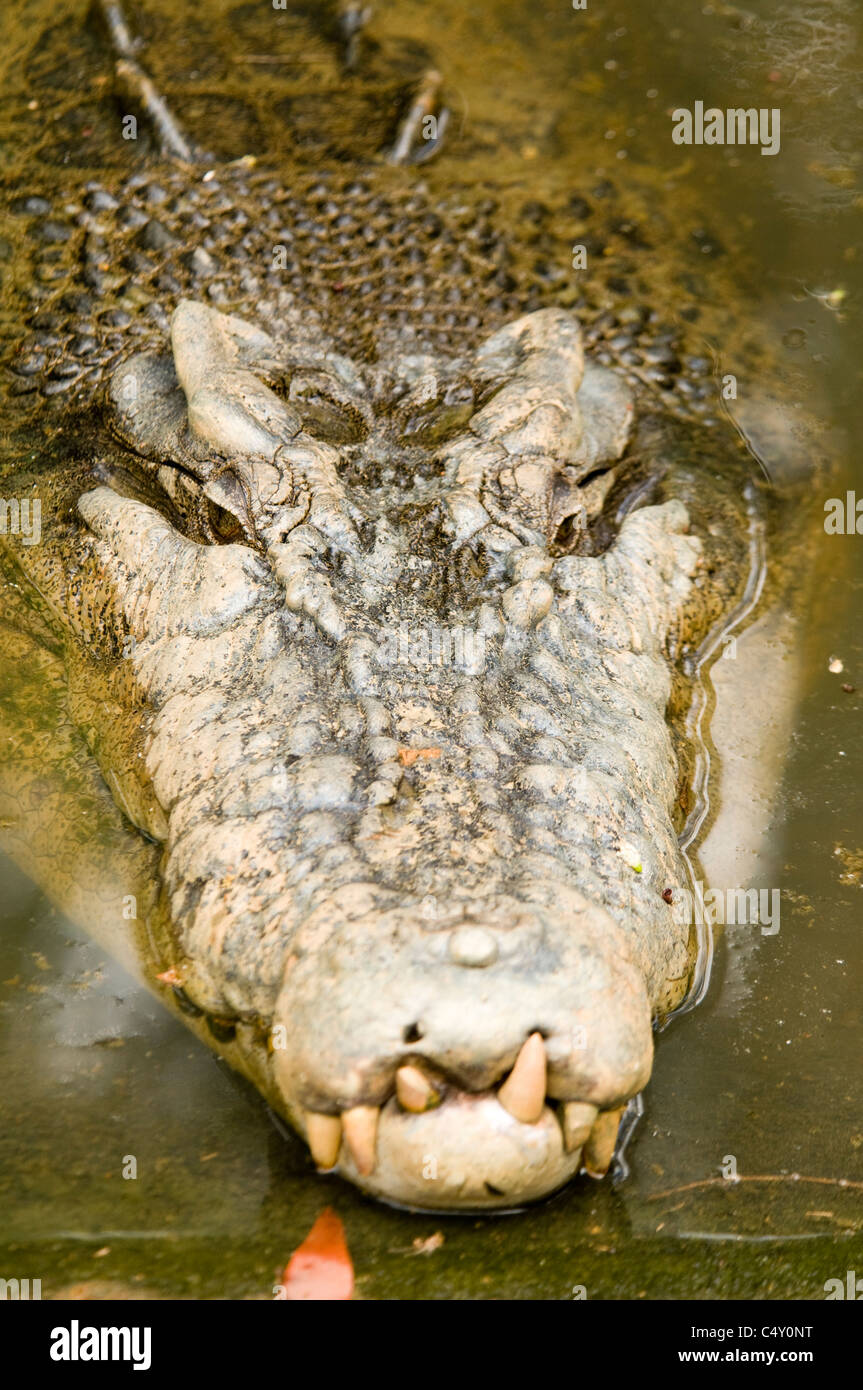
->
left=1, top=0, right=862, bottom=1299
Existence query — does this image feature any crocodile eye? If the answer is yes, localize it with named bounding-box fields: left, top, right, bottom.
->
left=398, top=399, right=475, bottom=445
left=394, top=377, right=475, bottom=445
left=203, top=469, right=252, bottom=545
left=206, top=497, right=244, bottom=543
left=287, top=374, right=369, bottom=444
left=298, top=396, right=365, bottom=444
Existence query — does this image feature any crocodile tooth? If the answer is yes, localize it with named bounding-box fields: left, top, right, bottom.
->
left=306, top=1111, right=342, bottom=1170
left=561, top=1101, right=598, bottom=1153
left=497, top=1032, right=546, bottom=1123
left=396, top=1064, right=436, bottom=1113
left=583, top=1106, right=624, bottom=1177
left=342, top=1105, right=380, bottom=1175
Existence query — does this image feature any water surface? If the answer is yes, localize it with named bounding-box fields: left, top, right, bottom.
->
left=1, top=0, right=862, bottom=1299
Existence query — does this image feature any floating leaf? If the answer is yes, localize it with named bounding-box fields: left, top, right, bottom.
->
left=280, top=1208, right=354, bottom=1301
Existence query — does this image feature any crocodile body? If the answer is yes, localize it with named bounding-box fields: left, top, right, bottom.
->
left=0, top=2, right=768, bottom=1208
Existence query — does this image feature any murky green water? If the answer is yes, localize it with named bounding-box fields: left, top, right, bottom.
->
left=1, top=0, right=862, bottom=1298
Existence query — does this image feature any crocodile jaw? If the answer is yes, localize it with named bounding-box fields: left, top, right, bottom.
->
left=271, top=889, right=653, bottom=1209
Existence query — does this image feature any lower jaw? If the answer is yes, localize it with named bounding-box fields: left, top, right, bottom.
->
left=323, top=1091, right=610, bottom=1211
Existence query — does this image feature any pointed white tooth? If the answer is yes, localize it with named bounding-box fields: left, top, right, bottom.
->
left=396, top=1065, right=435, bottom=1112
left=584, top=1106, right=624, bottom=1177
left=342, top=1105, right=379, bottom=1175
left=498, top=1032, right=547, bottom=1124
left=305, top=1111, right=342, bottom=1169
left=561, top=1101, right=598, bottom=1153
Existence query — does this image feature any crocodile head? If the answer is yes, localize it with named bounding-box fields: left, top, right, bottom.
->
left=75, top=298, right=701, bottom=1209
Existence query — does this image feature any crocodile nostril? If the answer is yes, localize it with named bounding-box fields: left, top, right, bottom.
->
left=448, top=925, right=498, bottom=968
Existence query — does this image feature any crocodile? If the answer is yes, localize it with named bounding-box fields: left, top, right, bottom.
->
left=0, top=0, right=796, bottom=1209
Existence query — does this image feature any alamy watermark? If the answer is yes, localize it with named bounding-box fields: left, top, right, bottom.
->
left=0, top=1277, right=41, bottom=1299
left=672, top=880, right=780, bottom=936
left=672, top=102, right=780, bottom=157
left=824, top=1271, right=863, bottom=1300
left=824, top=492, right=863, bottom=534
left=0, top=497, right=41, bottom=545
left=376, top=623, right=486, bottom=675
left=50, top=1321, right=151, bottom=1370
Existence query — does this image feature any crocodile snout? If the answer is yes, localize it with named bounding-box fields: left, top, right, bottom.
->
left=70, top=302, right=703, bottom=1210
left=270, top=891, right=653, bottom=1209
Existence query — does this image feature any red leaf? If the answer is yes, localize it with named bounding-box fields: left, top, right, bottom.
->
left=280, top=1208, right=354, bottom=1301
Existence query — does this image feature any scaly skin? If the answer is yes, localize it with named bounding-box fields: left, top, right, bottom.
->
left=4, top=292, right=750, bottom=1208
left=0, top=7, right=762, bottom=1209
